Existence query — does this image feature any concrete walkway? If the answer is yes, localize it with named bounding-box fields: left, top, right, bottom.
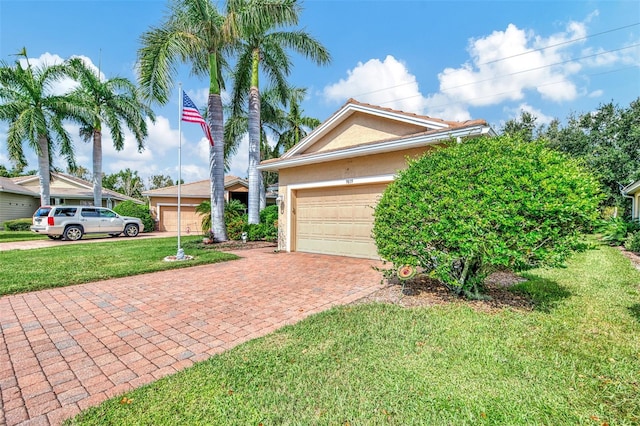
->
left=0, top=248, right=383, bottom=425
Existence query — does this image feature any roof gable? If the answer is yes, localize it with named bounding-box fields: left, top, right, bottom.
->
left=283, top=99, right=454, bottom=158
left=260, top=99, right=493, bottom=171
left=8, top=173, right=141, bottom=202
left=142, top=175, right=247, bottom=198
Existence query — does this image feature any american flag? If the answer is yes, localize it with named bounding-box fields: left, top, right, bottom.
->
left=182, top=91, right=214, bottom=146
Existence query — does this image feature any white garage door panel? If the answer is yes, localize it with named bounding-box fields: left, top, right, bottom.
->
left=161, top=207, right=201, bottom=234
left=295, top=184, right=386, bottom=259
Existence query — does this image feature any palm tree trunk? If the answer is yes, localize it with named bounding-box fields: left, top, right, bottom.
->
left=92, top=130, right=102, bottom=206
left=37, top=136, right=51, bottom=206
left=209, top=91, right=228, bottom=242
left=247, top=84, right=261, bottom=224
left=259, top=172, right=266, bottom=210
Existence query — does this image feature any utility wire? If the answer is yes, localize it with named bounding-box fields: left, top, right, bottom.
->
left=374, top=64, right=639, bottom=110
left=479, top=22, right=640, bottom=66
left=439, top=43, right=640, bottom=93
left=348, top=23, right=640, bottom=100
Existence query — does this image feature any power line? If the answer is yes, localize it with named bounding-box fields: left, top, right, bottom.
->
left=374, top=64, right=639, bottom=110
left=439, top=43, right=640, bottom=93
left=479, top=22, right=640, bottom=66
left=347, top=23, right=640, bottom=101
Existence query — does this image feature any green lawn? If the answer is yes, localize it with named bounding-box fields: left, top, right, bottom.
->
left=66, top=244, right=640, bottom=425
left=0, top=230, right=48, bottom=242
left=0, top=236, right=238, bottom=295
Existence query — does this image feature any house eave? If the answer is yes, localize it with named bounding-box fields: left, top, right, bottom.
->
left=259, top=124, right=491, bottom=172
left=282, top=102, right=452, bottom=159
left=623, top=180, right=640, bottom=195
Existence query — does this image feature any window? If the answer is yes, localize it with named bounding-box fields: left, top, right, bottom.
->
left=99, top=209, right=117, bottom=218
left=80, top=208, right=99, bottom=217
left=54, top=207, right=77, bottom=217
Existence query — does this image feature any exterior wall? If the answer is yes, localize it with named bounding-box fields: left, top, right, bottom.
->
left=148, top=195, right=206, bottom=232
left=305, top=113, right=426, bottom=154
left=277, top=146, right=431, bottom=252
left=0, top=193, right=39, bottom=225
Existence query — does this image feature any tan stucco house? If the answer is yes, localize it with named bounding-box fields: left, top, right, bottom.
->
left=623, top=180, right=640, bottom=220
left=143, top=175, right=254, bottom=233
left=258, top=99, right=494, bottom=259
left=0, top=172, right=141, bottom=226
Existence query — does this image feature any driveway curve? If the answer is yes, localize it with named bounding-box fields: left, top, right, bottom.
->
left=0, top=248, right=384, bottom=425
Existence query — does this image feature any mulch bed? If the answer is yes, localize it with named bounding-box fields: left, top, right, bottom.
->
left=355, top=270, right=533, bottom=312
left=358, top=247, right=640, bottom=311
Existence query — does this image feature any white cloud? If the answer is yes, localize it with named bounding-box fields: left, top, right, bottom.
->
left=439, top=22, right=581, bottom=107
left=588, top=89, right=604, bottom=98
left=504, top=103, right=555, bottom=126
left=322, top=55, right=424, bottom=113
left=321, top=13, right=622, bottom=123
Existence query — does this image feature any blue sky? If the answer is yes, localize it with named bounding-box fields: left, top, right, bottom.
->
left=1, top=0, right=639, bottom=185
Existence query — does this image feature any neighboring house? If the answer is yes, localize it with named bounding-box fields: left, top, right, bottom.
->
left=258, top=98, right=494, bottom=259
left=0, top=172, right=142, bottom=226
left=143, top=175, right=275, bottom=233
left=623, top=180, right=640, bottom=220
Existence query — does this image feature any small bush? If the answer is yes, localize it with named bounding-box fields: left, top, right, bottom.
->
left=373, top=134, right=602, bottom=297
left=3, top=218, right=32, bottom=231
left=226, top=215, right=247, bottom=240
left=624, top=231, right=640, bottom=253
left=113, top=201, right=154, bottom=233
left=598, top=217, right=640, bottom=246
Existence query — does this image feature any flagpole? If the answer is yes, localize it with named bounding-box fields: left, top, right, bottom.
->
left=176, top=83, right=184, bottom=259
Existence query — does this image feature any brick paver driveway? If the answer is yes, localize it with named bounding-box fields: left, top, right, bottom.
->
left=0, top=248, right=383, bottom=425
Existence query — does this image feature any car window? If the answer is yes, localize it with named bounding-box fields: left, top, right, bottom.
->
left=54, top=207, right=77, bottom=217
left=80, top=208, right=99, bottom=217
left=34, top=207, right=51, bottom=217
left=99, top=209, right=117, bottom=218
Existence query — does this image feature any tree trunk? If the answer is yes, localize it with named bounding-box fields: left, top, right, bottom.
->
left=247, top=84, right=261, bottom=224
left=259, top=171, right=266, bottom=210
left=37, top=136, right=51, bottom=206
left=209, top=92, right=228, bottom=242
left=92, top=130, right=102, bottom=206
left=247, top=50, right=261, bottom=225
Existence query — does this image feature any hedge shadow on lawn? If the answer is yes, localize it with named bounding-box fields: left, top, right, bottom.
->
left=628, top=304, right=640, bottom=324
left=511, top=274, right=573, bottom=313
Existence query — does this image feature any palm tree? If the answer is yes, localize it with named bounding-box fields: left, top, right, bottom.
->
left=225, top=85, right=315, bottom=206
left=0, top=48, right=80, bottom=205
left=137, top=0, right=231, bottom=241
left=274, top=87, right=319, bottom=154
left=67, top=57, right=155, bottom=206
left=228, top=0, right=331, bottom=224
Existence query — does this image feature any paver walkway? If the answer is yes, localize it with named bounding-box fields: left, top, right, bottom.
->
left=0, top=248, right=384, bottom=425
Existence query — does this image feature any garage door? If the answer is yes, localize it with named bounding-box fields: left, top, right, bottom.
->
left=160, top=206, right=202, bottom=234
left=295, top=183, right=387, bottom=259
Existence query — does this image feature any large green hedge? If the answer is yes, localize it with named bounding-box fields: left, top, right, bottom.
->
left=372, top=135, right=603, bottom=297
left=113, top=201, right=154, bottom=233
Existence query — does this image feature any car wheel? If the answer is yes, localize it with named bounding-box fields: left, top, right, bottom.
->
left=124, top=224, right=139, bottom=237
left=64, top=226, right=83, bottom=241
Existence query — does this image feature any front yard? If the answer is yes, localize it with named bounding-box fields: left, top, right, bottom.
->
left=0, top=235, right=238, bottom=295
left=66, top=243, right=640, bottom=425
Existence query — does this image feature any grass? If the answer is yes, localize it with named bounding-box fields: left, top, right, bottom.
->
left=0, top=230, right=48, bottom=242
left=0, top=235, right=238, bottom=295
left=66, top=244, right=640, bottom=425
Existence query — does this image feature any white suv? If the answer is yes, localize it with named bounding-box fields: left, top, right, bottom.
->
left=31, top=205, right=144, bottom=241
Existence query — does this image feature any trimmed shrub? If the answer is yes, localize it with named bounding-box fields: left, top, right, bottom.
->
left=598, top=217, right=640, bottom=246
left=373, top=135, right=603, bottom=298
left=3, top=218, right=32, bottom=231
left=113, top=201, right=154, bottom=233
left=624, top=231, right=640, bottom=253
